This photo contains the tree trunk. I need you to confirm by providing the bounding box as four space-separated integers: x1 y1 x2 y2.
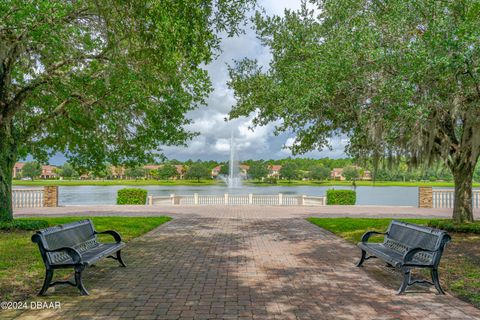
451 164 475 223
0 121 17 221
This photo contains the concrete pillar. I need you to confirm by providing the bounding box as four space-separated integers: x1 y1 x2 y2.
194 193 199 205
224 193 229 205
302 195 306 206
171 194 175 205
279 193 283 206
418 187 433 208
43 186 58 207
147 196 153 205
248 193 253 205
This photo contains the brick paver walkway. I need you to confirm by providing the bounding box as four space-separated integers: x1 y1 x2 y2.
7 207 480 319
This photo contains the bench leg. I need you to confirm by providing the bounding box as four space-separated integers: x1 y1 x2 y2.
356 250 367 267
116 250 126 267
398 268 411 294
431 268 445 294
108 250 127 267
74 266 89 296
38 269 54 296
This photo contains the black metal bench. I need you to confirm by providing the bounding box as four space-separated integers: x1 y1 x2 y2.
32 219 126 296
356 220 451 294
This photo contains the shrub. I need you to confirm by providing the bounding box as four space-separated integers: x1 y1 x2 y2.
428 220 480 234
117 188 148 205
0 219 49 231
326 189 356 205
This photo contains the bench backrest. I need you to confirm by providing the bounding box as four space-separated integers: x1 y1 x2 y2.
32 220 99 266
384 220 450 266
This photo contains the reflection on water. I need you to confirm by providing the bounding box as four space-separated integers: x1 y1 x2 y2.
14 185 423 206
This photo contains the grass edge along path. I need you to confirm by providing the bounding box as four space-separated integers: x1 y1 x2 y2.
307 217 480 308
0 216 172 300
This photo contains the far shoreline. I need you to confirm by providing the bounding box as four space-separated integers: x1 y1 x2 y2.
12 179 475 188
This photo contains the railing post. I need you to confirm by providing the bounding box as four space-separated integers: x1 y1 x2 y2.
278 193 283 206
302 195 306 206
194 193 199 205
147 196 153 205
249 193 253 205
418 187 433 208
171 193 175 205
224 193 229 205
43 186 58 207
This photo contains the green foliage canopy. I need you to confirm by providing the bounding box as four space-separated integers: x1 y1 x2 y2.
21 161 41 180
156 164 179 180
248 161 269 180
58 162 78 179
309 165 330 181
185 163 211 182
279 162 298 181
343 166 360 181
125 166 146 180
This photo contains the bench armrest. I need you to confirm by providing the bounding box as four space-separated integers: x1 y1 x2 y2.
44 247 82 264
95 230 122 243
360 231 387 242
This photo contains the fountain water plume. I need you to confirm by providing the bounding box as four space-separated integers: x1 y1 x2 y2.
219 130 242 188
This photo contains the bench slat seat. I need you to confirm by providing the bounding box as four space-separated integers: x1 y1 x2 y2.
32 219 126 295
356 220 451 294
51 242 125 266
357 243 430 268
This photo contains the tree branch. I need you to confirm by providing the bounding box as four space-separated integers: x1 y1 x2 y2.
20 92 107 143
2 52 109 123
20 99 70 141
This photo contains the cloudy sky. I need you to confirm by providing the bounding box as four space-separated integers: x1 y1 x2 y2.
46 1 347 165
160 0 348 162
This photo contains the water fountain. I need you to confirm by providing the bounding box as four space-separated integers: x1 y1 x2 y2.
220 131 242 188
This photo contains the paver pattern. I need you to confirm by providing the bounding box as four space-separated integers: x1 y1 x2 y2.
6 206 480 319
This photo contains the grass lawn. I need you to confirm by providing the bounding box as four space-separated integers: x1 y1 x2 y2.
308 217 480 308
13 179 219 186
0 216 171 300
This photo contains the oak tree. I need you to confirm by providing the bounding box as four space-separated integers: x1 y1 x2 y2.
0 0 255 220
229 0 480 222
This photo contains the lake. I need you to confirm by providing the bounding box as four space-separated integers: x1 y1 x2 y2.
14 185 427 206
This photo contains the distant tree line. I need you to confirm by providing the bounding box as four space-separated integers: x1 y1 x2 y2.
15 157 480 182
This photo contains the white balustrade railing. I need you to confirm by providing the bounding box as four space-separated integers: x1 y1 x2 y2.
12 188 44 208
148 193 326 206
432 189 480 209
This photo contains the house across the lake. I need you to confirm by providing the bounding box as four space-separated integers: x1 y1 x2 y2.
267 165 282 178
12 162 25 178
211 165 222 177
330 168 345 180
40 165 58 179
211 164 250 178
13 162 58 179
330 166 372 181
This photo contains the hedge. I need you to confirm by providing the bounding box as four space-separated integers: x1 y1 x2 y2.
428 220 480 234
0 219 49 231
326 189 356 205
117 188 148 205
